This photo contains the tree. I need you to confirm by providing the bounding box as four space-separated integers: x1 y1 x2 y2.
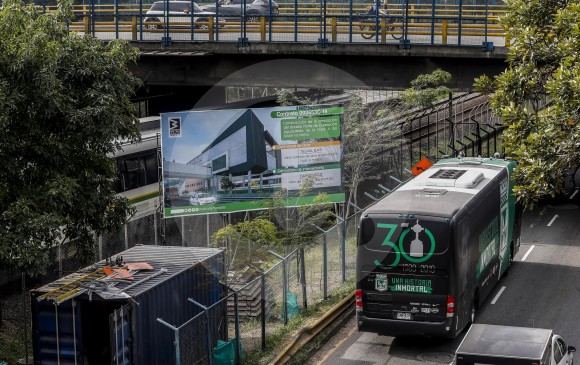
342 70 452 216
0 0 141 276
274 71 452 217
211 176 333 271
474 0 580 209
220 176 236 192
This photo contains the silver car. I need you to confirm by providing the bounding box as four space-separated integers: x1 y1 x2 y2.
200 0 279 23
189 193 216 205
144 1 220 30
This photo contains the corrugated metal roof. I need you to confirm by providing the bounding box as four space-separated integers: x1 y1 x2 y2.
33 245 223 299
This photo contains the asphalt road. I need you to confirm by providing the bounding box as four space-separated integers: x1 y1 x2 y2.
308 187 580 365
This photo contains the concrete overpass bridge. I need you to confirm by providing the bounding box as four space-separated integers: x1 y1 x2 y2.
61 1 510 109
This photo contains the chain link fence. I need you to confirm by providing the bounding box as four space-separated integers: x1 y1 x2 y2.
1 93 502 364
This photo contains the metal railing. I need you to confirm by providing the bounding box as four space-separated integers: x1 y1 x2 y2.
37 1 509 47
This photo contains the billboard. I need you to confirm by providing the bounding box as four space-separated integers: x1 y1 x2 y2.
160 105 345 217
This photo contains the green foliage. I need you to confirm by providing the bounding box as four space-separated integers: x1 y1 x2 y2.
0 0 141 276
401 69 452 109
211 218 279 271
211 177 333 271
220 176 236 192
262 175 334 248
341 93 401 214
475 0 580 209
342 70 452 214
274 88 312 107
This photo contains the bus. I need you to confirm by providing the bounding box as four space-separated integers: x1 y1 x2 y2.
113 115 162 220
355 156 523 338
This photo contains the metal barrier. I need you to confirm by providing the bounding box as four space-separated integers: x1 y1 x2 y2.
39 1 508 47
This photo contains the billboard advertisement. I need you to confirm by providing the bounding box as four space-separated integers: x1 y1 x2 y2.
160 105 345 217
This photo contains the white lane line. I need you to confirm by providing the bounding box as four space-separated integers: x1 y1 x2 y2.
491 286 506 305
521 245 535 261
547 215 559 227
570 189 579 200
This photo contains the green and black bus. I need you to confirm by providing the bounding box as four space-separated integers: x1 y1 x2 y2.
355 157 523 338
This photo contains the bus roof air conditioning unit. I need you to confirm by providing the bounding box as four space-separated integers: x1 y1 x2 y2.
426 169 484 189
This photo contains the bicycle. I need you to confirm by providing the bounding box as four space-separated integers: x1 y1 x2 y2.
359 12 403 40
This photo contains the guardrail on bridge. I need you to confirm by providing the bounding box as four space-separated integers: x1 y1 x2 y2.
41 1 509 48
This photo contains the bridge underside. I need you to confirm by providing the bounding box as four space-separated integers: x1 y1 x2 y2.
131 43 508 91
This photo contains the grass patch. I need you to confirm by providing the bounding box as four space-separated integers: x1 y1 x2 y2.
0 320 31 365
241 280 355 365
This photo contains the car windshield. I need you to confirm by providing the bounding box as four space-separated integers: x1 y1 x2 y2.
149 2 203 12
198 193 210 198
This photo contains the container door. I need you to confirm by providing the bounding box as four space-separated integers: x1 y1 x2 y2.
110 303 132 365
32 299 83 365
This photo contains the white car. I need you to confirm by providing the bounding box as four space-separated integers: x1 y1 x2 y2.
144 1 220 30
189 193 216 205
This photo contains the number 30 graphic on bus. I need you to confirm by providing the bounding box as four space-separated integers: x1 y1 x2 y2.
373 221 436 267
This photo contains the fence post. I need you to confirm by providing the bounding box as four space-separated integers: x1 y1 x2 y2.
341 218 346 282
332 212 346 282
299 248 308 309
260 16 266 41
267 250 288 324
233 291 241 364
260 271 266 351
381 17 386 43
331 17 337 43
156 318 181 365
22 273 29 365
187 299 213 365
209 17 215 41
132 16 137 41
323 233 328 300
310 225 328 300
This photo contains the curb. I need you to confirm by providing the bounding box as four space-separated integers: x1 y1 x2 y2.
270 292 355 365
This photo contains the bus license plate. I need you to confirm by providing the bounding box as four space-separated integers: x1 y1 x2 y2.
396 312 412 320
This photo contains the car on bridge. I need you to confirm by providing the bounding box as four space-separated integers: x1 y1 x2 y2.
144 1 222 30
200 0 279 23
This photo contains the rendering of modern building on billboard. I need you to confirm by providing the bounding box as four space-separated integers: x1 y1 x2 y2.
187 109 279 191
161 105 345 217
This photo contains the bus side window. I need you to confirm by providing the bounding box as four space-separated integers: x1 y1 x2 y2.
143 152 158 185
124 157 146 190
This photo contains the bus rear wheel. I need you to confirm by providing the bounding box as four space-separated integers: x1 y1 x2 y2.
502 242 515 278
470 290 480 324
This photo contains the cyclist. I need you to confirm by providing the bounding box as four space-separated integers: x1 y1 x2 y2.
367 0 386 16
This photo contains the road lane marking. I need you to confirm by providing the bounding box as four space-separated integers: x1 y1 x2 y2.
571 189 579 200
547 214 559 227
315 325 357 365
521 245 535 261
491 286 506 305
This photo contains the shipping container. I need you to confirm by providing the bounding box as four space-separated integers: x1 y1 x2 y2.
31 245 226 365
